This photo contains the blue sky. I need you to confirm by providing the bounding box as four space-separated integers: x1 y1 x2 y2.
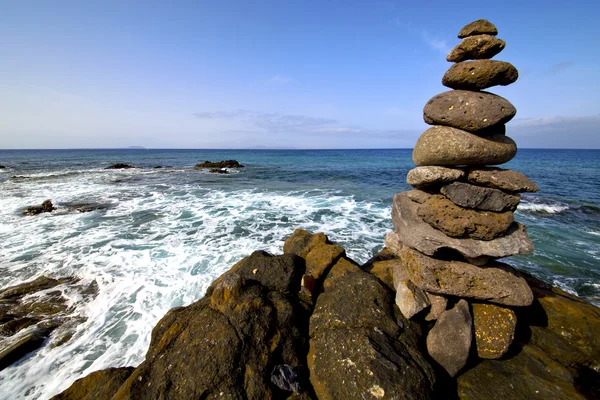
1 0 599 149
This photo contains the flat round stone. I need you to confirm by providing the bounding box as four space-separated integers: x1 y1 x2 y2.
447 35 506 63
442 60 518 90
458 19 498 38
441 182 521 212
468 168 539 193
406 166 465 190
413 126 517 166
423 90 516 132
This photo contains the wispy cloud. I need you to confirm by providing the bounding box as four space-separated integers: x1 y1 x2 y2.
269 75 295 85
546 62 575 75
509 114 600 148
393 19 451 55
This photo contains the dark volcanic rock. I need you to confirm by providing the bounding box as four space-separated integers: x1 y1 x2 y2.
308 258 437 400
441 182 521 212
209 168 230 174
442 60 518 90
426 299 472 377
0 327 52 371
447 35 506 62
468 168 539 193
51 367 135 400
23 200 56 216
413 126 516 166
0 165 6 169
195 160 245 168
423 90 516 132
388 242 534 306
458 19 498 38
406 166 465 190
105 163 135 169
472 303 517 359
417 194 514 240
388 192 534 260
112 251 309 400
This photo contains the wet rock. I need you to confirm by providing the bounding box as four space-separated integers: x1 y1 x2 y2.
423 90 516 132
51 367 135 400
406 166 465 190
458 19 498 38
22 200 56 216
467 167 539 193
209 168 229 174
447 35 506 62
0 277 70 300
0 327 52 371
195 160 244 168
417 194 514 240
472 303 517 359
308 258 437 399
0 165 6 169
271 364 302 392
104 163 134 169
388 193 534 259
424 292 448 321
389 242 534 306
413 126 516 166
426 300 472 377
441 182 520 212
442 60 518 90
395 279 430 319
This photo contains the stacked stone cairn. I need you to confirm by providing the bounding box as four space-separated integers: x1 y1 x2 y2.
385 19 541 377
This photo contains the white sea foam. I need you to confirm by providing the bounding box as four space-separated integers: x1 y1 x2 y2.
0 171 391 399
517 202 569 214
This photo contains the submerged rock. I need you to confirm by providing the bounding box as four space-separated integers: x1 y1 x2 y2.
104 163 135 169
22 200 56 216
209 168 230 174
195 160 245 168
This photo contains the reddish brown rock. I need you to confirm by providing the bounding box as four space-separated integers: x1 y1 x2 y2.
458 19 498 38
423 90 516 132
447 35 506 62
467 168 539 193
417 195 514 240
442 60 518 90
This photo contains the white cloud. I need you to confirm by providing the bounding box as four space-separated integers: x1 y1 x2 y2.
269 75 294 84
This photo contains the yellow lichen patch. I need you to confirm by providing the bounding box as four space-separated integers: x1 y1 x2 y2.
369 384 385 398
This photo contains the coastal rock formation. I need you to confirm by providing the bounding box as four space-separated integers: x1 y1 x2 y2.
385 18 545 376
105 163 135 169
23 199 56 215
195 160 245 168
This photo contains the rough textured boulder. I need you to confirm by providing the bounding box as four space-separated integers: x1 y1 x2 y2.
424 293 448 322
51 367 135 400
447 35 506 62
395 279 430 319
112 251 310 399
283 229 329 258
389 242 533 306
467 168 539 193
458 19 498 38
423 90 516 132
308 258 437 400
23 199 56 215
417 195 514 240
195 160 245 168
389 193 534 259
406 166 465 190
441 182 520 212
413 127 516 166
442 60 518 90
472 303 517 359
426 300 472 377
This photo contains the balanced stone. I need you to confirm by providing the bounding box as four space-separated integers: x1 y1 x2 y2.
388 193 534 259
424 292 448 322
468 168 539 193
406 166 465 190
426 300 472 377
441 182 521 212
458 19 498 38
447 35 506 62
390 242 534 307
413 126 517 166
472 303 517 359
405 189 433 204
395 279 430 319
423 90 516 132
417 194 514 240
442 60 518 90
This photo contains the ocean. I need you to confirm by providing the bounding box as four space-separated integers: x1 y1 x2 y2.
0 148 599 399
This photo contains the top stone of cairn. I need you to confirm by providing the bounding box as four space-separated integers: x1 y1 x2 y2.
458 19 498 38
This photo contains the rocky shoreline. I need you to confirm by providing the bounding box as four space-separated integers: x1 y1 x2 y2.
42 229 600 399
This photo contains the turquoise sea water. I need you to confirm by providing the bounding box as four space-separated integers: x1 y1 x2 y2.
0 148 598 398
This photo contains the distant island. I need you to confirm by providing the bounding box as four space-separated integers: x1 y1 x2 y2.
126 146 146 150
